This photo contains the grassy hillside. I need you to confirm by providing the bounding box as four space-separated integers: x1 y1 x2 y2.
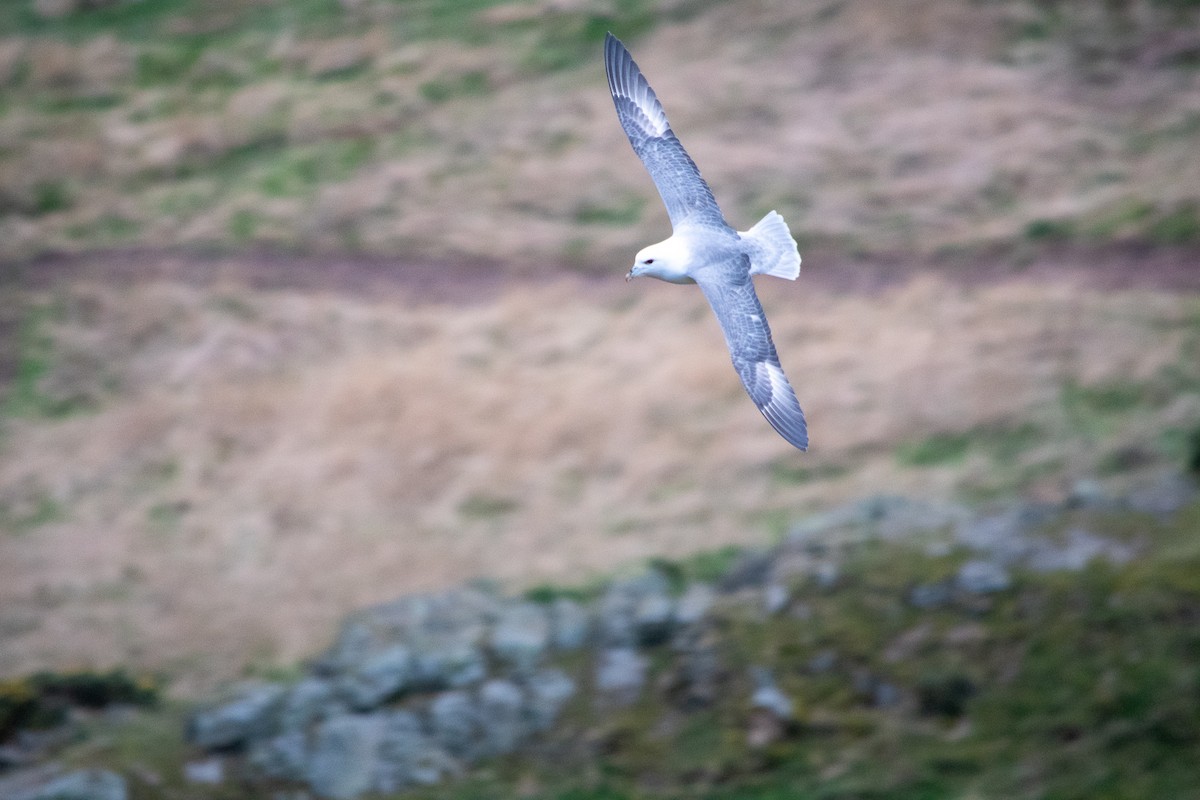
1 0 1199 265
1 0 1199 696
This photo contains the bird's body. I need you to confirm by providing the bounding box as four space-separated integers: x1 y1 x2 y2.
604 33 809 450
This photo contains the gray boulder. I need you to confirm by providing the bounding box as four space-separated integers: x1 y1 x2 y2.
182 758 224 785
633 589 675 645
787 495 968 546
595 647 647 705
340 645 413 710
1126 471 1196 516
956 560 1012 594
908 581 953 610
317 588 493 677
278 677 343 730
187 682 286 750
524 668 576 731
762 582 789 614
247 731 308 781
598 570 674 646
549 597 590 650
308 714 384 800
19 769 127 800
477 679 527 756
373 710 456 792
409 640 487 691
749 667 793 720
673 582 715 627
1026 527 1137 573
427 690 480 761
490 602 551 671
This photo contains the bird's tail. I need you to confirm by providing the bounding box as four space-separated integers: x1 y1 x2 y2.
741 210 801 280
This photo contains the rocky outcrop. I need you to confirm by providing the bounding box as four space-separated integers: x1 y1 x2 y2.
174 472 1194 799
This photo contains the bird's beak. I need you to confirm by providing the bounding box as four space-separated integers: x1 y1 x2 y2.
625 266 637 282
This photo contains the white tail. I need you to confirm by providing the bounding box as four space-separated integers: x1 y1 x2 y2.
741 210 801 280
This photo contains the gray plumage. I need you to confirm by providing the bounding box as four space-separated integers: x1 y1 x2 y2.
604 33 808 450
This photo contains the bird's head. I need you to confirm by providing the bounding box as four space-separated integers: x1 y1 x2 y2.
626 237 692 283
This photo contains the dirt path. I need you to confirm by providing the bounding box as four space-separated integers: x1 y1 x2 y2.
10 242 1200 303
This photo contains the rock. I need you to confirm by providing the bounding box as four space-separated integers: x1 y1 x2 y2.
749 667 793 720
747 668 793 749
871 681 902 708
477 679 526 756
187 682 286 750
524 668 576 730
673 582 715 627
595 647 647 705
667 634 721 709
632 589 674 645
1026 527 1137 573
409 640 486 692
340 645 413 710
908 581 953 610
278 677 343 730
955 505 1054 564
717 550 774 591
807 649 837 675
549 597 590 650
787 495 968 546
1066 478 1109 509
762 582 789 614
1126 471 1197 516
427 690 480 761
813 561 840 590
597 570 673 646
183 758 224 785
373 710 456 792
490 602 551 671
247 731 309 781
956 560 1011 595
316 588 493 678
22 769 127 800
308 714 385 800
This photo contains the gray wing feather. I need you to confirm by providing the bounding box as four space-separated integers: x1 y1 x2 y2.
604 33 731 233
697 266 809 450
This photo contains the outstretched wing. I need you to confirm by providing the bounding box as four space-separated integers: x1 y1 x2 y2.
697 264 808 450
604 33 731 233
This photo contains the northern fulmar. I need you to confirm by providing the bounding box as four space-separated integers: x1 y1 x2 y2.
604 33 808 450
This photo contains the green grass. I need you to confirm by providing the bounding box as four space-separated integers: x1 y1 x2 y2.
458 493 519 518
1148 201 1200 244
573 196 646 226
0 0 192 40
1061 378 1153 440
896 431 972 467
1024 217 1075 242
0 492 63 535
419 69 491 104
1 303 88 419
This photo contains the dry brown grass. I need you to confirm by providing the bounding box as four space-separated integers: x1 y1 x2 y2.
2 258 1197 694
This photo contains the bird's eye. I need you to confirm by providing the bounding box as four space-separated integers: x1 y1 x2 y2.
644 258 654 264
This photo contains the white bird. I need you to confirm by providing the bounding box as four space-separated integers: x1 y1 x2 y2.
604 33 808 450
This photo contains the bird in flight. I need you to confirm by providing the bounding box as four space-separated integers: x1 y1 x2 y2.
604 33 808 450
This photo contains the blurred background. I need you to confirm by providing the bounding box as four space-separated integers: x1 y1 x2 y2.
0 0 1199 793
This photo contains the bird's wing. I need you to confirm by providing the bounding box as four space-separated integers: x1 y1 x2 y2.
696 263 808 450
604 33 731 233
